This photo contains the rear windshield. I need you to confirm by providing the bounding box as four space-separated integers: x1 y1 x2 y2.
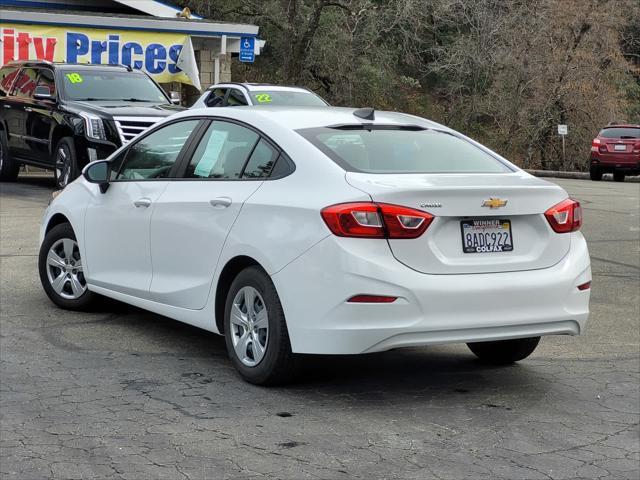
298 127 512 174
250 90 327 107
599 127 640 139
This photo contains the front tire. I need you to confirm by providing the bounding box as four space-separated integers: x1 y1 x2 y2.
38 223 96 310
54 137 79 189
613 172 625 182
467 337 540 364
589 166 602 181
223 266 299 385
0 129 20 182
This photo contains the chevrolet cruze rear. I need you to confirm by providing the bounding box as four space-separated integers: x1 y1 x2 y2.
39 106 591 384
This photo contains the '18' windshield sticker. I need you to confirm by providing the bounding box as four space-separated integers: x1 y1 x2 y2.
255 93 272 103
65 73 83 84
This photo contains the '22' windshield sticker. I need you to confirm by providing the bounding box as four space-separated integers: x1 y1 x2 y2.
65 73 83 84
254 93 272 103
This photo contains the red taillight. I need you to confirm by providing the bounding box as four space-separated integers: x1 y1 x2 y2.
321 202 434 239
591 138 607 153
577 281 591 291
544 198 582 233
347 294 398 303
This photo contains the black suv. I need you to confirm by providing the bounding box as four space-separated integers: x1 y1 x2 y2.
0 61 184 188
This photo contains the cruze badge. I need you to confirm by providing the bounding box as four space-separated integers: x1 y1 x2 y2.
482 198 508 209
420 202 442 208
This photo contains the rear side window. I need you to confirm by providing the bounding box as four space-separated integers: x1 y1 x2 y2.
298 127 512 174
0 66 19 97
599 128 640 139
270 152 295 178
186 121 258 179
242 139 278 178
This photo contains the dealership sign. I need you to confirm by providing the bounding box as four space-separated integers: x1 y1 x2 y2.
0 24 199 86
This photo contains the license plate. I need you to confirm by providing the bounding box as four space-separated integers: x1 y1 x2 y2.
461 219 513 253
614 144 627 151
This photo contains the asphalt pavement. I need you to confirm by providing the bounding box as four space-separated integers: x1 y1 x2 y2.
1 174 638 480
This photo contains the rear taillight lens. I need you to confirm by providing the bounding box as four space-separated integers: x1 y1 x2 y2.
544 198 582 233
591 138 607 153
321 202 434 239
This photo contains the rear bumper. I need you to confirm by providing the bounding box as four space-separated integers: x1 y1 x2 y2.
591 156 640 174
272 234 591 354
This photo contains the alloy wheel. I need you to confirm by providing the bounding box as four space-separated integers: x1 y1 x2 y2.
230 286 269 367
55 145 71 188
45 238 87 300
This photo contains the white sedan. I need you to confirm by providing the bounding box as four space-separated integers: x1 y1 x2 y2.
39 106 591 385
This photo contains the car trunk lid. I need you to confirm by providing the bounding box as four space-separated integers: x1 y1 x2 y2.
346 171 571 274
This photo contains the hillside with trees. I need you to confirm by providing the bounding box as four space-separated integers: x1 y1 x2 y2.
180 0 639 171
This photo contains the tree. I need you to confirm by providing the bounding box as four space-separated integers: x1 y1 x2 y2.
179 0 639 171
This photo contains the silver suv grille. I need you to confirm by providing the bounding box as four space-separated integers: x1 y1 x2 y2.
113 116 159 144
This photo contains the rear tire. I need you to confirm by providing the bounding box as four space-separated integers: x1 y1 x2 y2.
38 223 96 310
223 266 299 385
467 337 540 365
613 172 625 182
589 167 602 181
0 129 20 182
53 137 79 189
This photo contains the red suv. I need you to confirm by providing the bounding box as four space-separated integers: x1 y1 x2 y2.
590 124 640 182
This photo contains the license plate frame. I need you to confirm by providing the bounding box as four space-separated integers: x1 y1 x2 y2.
460 219 514 254
614 144 627 151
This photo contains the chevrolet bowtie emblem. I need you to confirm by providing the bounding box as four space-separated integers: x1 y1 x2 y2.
482 198 508 209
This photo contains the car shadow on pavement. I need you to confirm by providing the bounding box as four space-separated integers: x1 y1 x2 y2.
91 297 545 399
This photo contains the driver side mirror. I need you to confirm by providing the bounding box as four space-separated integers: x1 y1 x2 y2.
170 91 181 105
34 85 53 100
82 160 110 193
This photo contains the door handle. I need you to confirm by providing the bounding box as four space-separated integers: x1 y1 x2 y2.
134 198 152 208
24 107 33 113
209 197 232 209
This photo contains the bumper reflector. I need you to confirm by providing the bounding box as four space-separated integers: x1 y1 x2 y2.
577 281 591 291
347 295 398 303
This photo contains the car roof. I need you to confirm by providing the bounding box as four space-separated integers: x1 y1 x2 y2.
601 124 640 129
4 61 140 73
209 83 315 93
178 105 446 131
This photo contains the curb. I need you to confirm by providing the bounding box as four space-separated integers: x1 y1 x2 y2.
526 169 640 183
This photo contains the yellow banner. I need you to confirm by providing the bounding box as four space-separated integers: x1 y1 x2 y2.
0 24 196 86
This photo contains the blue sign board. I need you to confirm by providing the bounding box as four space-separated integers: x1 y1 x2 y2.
239 37 255 63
